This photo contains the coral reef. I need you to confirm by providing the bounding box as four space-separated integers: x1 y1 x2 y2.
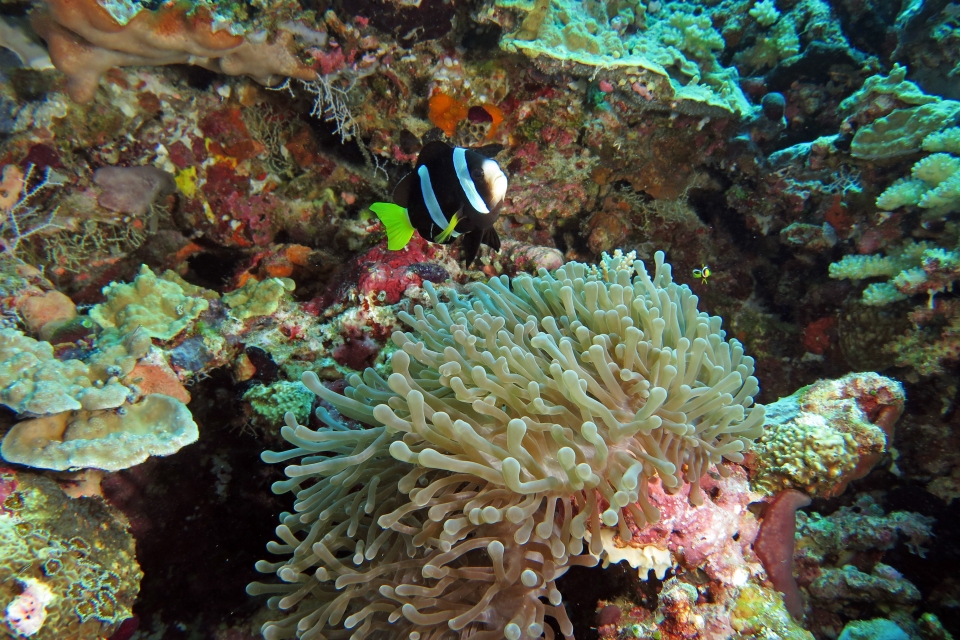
794 494 937 634
223 276 296 320
0 326 146 415
32 0 319 102
89 265 211 340
4 0 960 634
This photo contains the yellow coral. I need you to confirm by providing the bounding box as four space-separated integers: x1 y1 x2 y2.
223 277 295 320
89 265 209 340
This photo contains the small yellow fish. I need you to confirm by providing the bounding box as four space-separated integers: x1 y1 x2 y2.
693 265 711 284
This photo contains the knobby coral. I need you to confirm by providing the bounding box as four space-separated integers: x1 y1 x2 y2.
249 251 765 639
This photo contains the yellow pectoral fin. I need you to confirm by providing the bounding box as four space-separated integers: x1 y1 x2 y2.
435 212 460 243
370 202 415 250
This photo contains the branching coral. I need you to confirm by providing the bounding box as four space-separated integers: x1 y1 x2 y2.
828 241 959 307
250 251 765 639
875 138 960 219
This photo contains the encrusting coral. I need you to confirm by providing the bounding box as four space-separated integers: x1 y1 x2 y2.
249 250 765 639
1 393 198 471
749 373 905 498
223 276 296 320
0 467 142 639
0 327 142 415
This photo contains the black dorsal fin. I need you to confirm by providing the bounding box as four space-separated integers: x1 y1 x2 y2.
416 141 452 168
394 172 414 207
474 144 504 158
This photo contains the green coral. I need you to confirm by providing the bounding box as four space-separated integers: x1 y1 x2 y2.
913 153 960 184
662 11 725 58
865 83 960 219
851 101 960 160
242 380 314 425
828 253 909 280
89 265 209 340
730 584 815 640
862 281 909 306
876 178 930 211
886 300 960 376
832 238 960 375
838 619 908 640
749 0 780 26
923 126 960 154
732 17 800 71
829 241 958 306
839 63 939 114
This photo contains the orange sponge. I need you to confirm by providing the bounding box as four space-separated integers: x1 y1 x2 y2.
428 92 468 137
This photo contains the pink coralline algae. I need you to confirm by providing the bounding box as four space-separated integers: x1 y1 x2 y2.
0 467 18 515
755 489 812 620
312 235 445 311
622 466 761 589
357 249 447 304
603 465 767 639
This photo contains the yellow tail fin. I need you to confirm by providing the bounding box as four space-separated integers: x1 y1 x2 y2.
370 202 415 250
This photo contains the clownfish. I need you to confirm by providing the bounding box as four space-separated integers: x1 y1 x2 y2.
370 141 508 268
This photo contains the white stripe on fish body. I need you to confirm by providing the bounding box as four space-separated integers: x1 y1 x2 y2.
453 147 490 214
418 165 451 233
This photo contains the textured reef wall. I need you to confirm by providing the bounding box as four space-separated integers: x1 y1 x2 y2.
1 0 960 637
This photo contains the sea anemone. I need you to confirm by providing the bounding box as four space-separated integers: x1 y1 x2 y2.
249 250 765 640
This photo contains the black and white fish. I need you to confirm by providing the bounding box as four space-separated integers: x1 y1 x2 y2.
370 141 508 267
